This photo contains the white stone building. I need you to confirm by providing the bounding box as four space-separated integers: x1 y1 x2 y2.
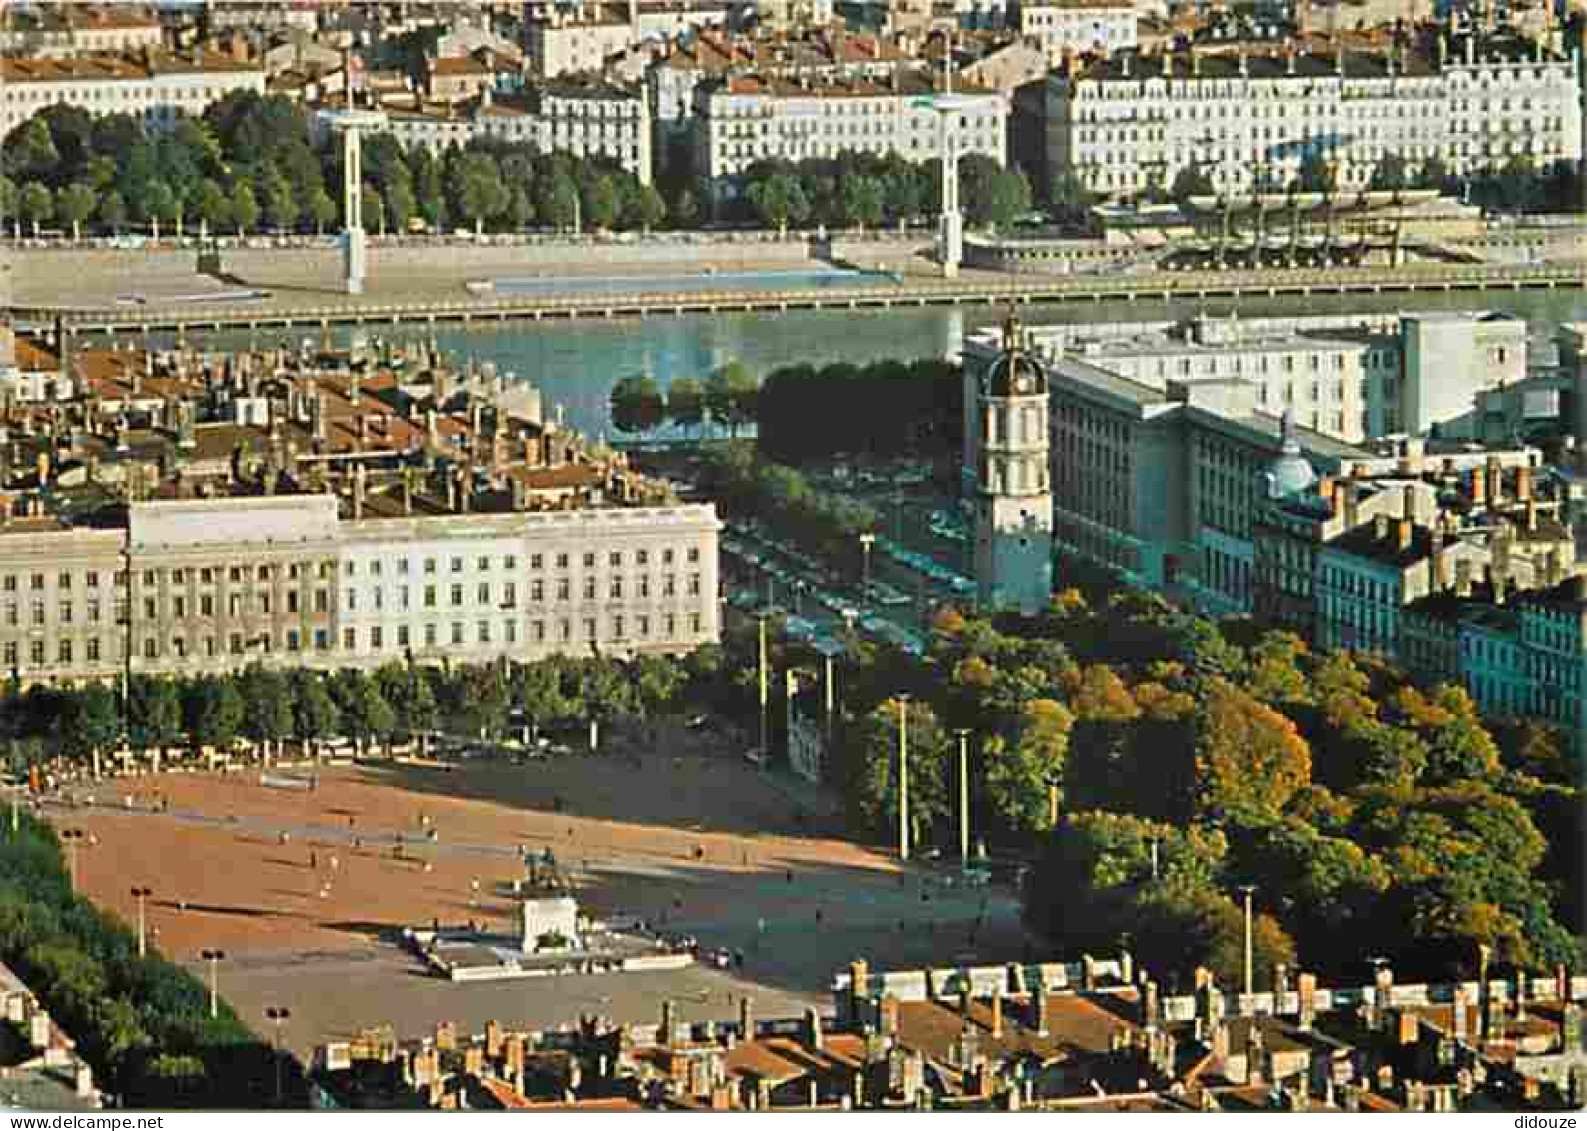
0 49 266 141
0 495 720 685
367 80 653 184
1019 0 1138 62
986 309 1526 447
527 1 734 78
1044 30 1583 199
0 5 163 59
694 68 1008 196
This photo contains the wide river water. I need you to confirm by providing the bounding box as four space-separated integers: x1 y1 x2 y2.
186 287 1587 439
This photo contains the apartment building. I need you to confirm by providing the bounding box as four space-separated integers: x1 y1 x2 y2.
0 5 163 58
981 310 1524 449
1045 28 1583 199
1019 0 1138 62
648 26 909 145
527 1 733 78
694 67 1007 196
352 79 653 184
0 337 718 686
0 49 265 140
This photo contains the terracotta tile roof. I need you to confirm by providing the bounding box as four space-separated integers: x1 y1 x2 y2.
722 1034 864 1083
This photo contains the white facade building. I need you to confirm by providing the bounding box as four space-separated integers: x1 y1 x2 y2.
0 50 266 141
528 1 733 78
1019 1 1138 62
370 81 653 184
1045 31 1583 198
694 69 1007 193
986 309 1526 447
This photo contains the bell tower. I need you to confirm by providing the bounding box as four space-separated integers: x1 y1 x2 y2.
973 311 1053 615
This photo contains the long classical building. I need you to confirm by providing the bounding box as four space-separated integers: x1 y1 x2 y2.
694 67 1008 198
1044 27 1583 198
0 335 718 686
0 49 265 140
369 79 654 184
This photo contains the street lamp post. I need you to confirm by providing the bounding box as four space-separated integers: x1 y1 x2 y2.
896 694 911 862
756 610 770 760
265 1005 291 1104
130 885 152 959
1237 885 1257 997
858 534 875 605
60 828 87 891
200 948 225 1020
953 728 971 868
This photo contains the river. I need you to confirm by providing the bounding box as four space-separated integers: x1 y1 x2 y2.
170 287 1587 439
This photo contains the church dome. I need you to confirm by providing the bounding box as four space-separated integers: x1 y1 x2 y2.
1262 409 1318 499
985 311 1047 398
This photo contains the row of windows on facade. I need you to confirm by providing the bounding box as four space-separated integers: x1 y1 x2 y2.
1074 94 1563 122
1073 68 1569 100
0 611 708 668
1 572 705 626
0 545 704 594
3 82 249 105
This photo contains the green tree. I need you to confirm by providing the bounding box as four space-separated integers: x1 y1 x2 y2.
985 698 1074 838
0 174 17 235
1170 163 1216 205
609 374 666 434
361 186 385 235
629 182 667 231
1296 151 1335 194
666 377 705 435
1368 152 1409 193
537 169 579 230
704 361 760 438
847 697 952 846
331 670 395 754
184 676 243 754
1193 679 1312 824
505 185 535 231
305 183 336 234
290 670 340 755
1048 168 1093 222
670 186 700 227
444 664 510 740
456 152 507 235
230 181 259 235
841 174 884 230
238 666 293 760
193 178 229 236
5 119 59 183
127 676 183 753
260 169 298 231
747 172 808 234
583 173 621 231
59 684 119 763
19 182 53 236
138 179 177 239
56 182 96 241
384 178 418 233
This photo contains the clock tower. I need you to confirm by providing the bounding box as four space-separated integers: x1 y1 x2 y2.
973 311 1053 616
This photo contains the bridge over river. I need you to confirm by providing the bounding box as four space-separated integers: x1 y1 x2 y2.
15 261 1583 337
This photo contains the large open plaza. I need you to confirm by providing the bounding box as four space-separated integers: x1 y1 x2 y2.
45 732 1027 1061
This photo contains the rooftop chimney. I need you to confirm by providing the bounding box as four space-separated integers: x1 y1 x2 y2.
1516 464 1533 502
1471 464 1486 506
990 988 1003 1039
1455 557 1473 597
661 999 676 1048
1374 513 1390 541
740 996 755 1040
1396 517 1412 552
804 1007 824 1051
1487 457 1503 507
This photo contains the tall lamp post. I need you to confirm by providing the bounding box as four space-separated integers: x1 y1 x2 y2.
60 828 87 891
755 609 771 759
1237 884 1257 997
953 728 971 868
200 948 226 1020
130 885 152 959
265 1005 292 1104
858 533 875 605
896 693 911 862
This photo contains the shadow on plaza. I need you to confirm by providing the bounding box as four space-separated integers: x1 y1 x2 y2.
350 745 846 850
